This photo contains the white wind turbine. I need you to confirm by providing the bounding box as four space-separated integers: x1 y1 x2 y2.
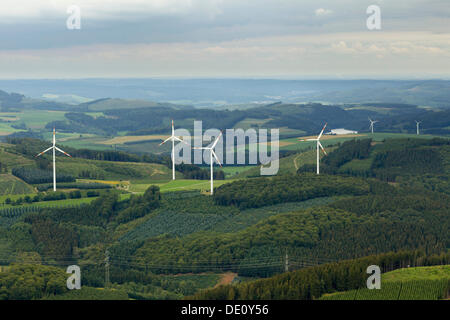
369 118 378 134
301 123 327 175
415 120 421 135
159 120 188 180
35 128 72 192
193 131 222 195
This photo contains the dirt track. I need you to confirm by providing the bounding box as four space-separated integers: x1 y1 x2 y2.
214 272 237 288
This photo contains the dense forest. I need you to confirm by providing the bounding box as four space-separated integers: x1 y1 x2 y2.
299 137 450 182
214 173 369 209
1 134 449 300
12 167 75 184
37 102 450 136
191 251 450 300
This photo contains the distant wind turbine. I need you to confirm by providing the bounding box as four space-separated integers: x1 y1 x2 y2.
369 118 379 134
301 123 327 175
415 121 421 135
159 120 188 180
35 128 72 192
193 131 222 195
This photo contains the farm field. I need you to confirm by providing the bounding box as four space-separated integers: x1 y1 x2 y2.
0 174 35 195
0 110 67 130
0 196 98 209
97 135 167 145
128 179 235 194
320 266 450 300
221 166 256 178
56 157 173 181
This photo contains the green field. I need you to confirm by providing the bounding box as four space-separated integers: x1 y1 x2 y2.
320 266 450 300
0 147 34 170
0 196 98 209
221 166 256 178
129 179 235 194
0 110 67 130
56 157 173 181
0 174 35 195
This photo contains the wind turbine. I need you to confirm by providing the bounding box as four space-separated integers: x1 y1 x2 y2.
415 121 421 135
159 120 188 180
193 132 222 195
300 123 327 175
35 128 72 192
369 118 378 134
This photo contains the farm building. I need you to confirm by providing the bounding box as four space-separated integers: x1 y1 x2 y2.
326 128 358 135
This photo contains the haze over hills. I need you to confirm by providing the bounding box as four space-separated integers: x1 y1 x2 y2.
0 79 449 108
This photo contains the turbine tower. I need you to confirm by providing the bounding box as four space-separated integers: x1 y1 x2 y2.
159 120 188 180
35 128 72 192
194 132 222 195
415 121 421 135
301 123 327 175
369 118 378 134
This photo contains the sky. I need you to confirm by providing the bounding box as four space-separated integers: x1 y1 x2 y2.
0 0 449 79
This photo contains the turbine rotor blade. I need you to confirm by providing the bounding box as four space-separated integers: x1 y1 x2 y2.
211 150 222 167
55 146 72 157
211 131 223 149
318 123 327 140
159 136 172 146
35 146 53 157
175 136 191 146
318 141 327 155
173 136 189 145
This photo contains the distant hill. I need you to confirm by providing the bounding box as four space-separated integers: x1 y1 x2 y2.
312 80 450 108
76 98 176 111
0 90 25 111
0 79 449 107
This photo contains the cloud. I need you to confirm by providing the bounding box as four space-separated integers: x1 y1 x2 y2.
0 0 449 78
0 0 224 21
0 31 448 78
315 8 333 17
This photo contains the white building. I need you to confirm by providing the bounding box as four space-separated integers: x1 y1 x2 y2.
326 128 358 135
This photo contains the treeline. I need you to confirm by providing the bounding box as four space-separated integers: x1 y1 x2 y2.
371 148 443 181
5 190 102 206
46 107 250 136
214 173 369 209
298 137 450 182
0 264 67 300
322 138 372 170
36 182 111 192
191 251 450 300
127 179 449 275
6 137 169 165
115 186 161 224
177 164 225 180
16 187 161 263
12 167 75 184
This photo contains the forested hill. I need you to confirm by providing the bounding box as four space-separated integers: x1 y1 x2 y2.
299 137 450 183
2 85 449 137
191 251 450 300
43 102 450 136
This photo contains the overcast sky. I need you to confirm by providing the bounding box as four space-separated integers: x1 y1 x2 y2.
0 0 449 79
